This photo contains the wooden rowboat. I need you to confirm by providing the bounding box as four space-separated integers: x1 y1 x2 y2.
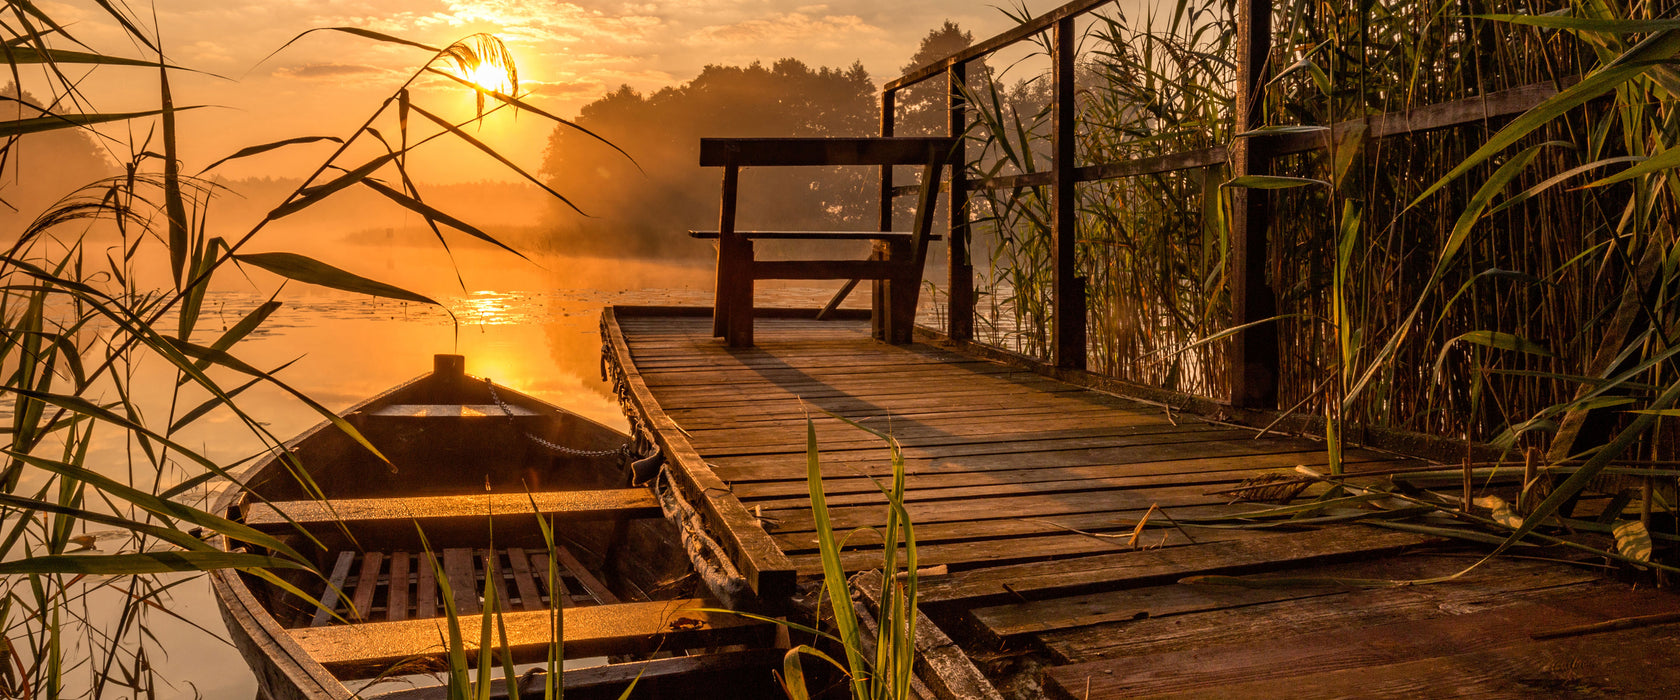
209 355 782 700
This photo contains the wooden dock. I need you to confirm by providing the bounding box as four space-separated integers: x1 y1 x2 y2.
602 307 1680 699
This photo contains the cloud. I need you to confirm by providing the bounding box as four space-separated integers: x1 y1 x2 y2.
685 13 883 49
274 63 392 79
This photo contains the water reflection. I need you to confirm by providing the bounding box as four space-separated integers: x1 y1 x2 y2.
64 249 863 696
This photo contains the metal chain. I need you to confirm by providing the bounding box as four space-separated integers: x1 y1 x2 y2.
486 379 635 458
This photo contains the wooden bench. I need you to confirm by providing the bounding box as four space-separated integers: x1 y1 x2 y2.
290 597 773 678
695 136 957 346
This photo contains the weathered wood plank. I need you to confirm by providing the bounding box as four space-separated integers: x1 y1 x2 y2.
311 551 357 628
554 545 620 605
245 489 661 531
290 599 772 679
1046 587 1680 699
689 229 935 241
387 552 410 622
414 552 436 619
914 526 1433 608
505 548 545 611
364 647 787 699
1036 562 1605 663
700 137 957 167
444 548 480 616
482 549 513 612
350 552 384 621
974 555 1582 645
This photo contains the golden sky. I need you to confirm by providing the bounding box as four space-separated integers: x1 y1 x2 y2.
36 1 1070 183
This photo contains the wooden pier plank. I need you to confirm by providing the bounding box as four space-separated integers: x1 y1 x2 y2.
604 309 1679 699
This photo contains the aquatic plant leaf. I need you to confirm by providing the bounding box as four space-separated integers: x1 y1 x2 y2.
1613 520 1654 562
0 551 304 575
359 178 528 260
1412 28 1680 205
0 46 176 68
264 152 400 220
232 252 437 305
198 136 344 174
1472 495 1525 529
1222 175 1328 189
0 106 202 138
1433 330 1555 377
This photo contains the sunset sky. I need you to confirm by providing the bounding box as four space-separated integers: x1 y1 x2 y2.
41 0 1078 183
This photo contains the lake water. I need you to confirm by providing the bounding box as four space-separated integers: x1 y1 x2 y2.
69 249 872 698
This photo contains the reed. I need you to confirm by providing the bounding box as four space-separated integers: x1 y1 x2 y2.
960 0 1679 567
0 3 608 694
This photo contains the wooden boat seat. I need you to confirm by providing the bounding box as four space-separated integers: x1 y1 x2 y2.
289 596 774 678
697 136 956 346
308 545 622 628
244 489 661 533
362 404 540 417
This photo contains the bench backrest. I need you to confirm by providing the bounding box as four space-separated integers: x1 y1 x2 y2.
699 137 958 167
699 136 956 269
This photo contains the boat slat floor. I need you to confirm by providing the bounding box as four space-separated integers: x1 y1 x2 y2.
605 310 1680 698
305 546 614 628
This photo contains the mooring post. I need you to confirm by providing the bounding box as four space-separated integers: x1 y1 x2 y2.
947 62 974 341
433 354 465 378
1051 15 1086 370
1229 0 1279 409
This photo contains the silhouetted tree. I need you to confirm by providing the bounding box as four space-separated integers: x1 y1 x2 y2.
896 21 978 137
539 59 876 259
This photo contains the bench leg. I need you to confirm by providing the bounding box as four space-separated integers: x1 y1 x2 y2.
713 165 741 339
726 240 755 347
883 240 916 344
870 242 889 341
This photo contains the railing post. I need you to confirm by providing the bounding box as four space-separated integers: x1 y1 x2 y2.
1229 0 1279 408
947 63 973 341
1052 16 1086 370
879 89 896 234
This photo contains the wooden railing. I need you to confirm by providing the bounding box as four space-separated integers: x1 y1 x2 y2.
884 0 1571 409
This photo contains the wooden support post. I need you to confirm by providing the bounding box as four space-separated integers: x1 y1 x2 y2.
1052 16 1086 370
1229 0 1278 408
947 63 974 341
879 90 896 233
713 165 753 347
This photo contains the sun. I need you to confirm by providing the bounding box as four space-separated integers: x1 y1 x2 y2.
467 62 514 95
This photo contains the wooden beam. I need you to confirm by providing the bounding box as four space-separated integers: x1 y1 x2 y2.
751 260 902 281
948 62 974 342
1051 16 1086 370
687 230 936 241
700 137 957 167
1228 0 1279 409
289 598 771 679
